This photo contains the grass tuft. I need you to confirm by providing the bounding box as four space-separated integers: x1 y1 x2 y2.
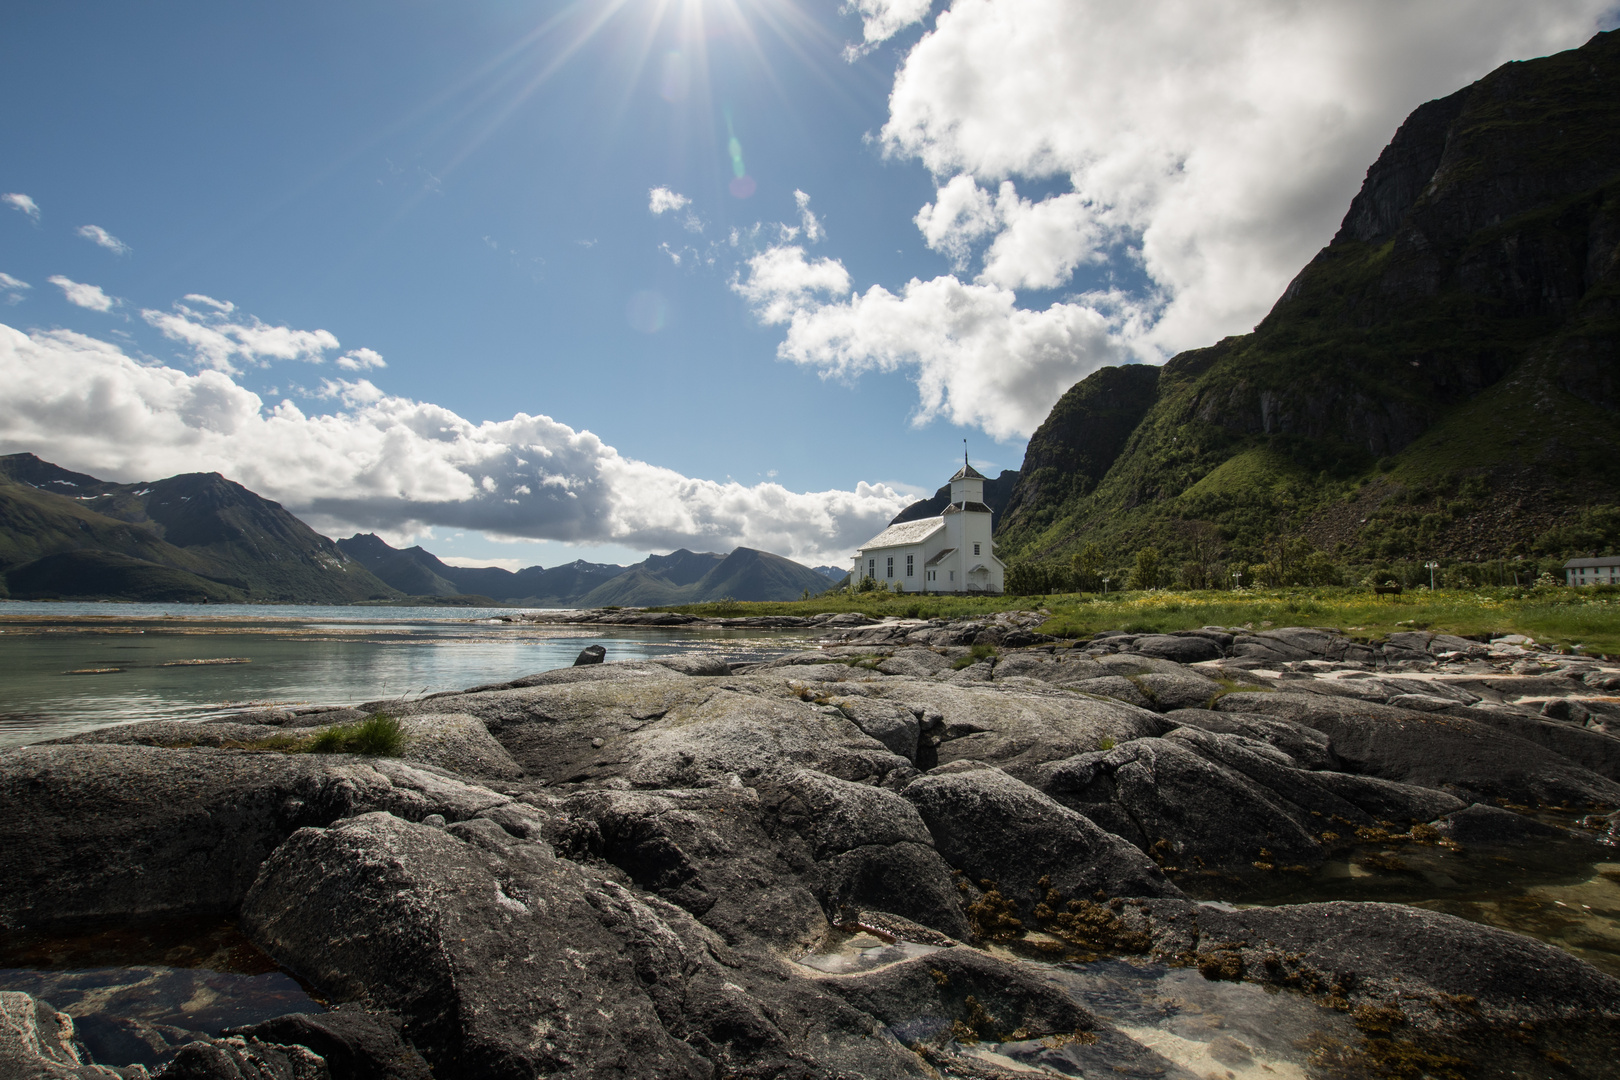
307 714 405 757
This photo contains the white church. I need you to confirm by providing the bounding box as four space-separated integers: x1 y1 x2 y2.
851 460 1005 594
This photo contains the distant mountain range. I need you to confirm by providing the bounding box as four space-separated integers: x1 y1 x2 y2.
0 453 838 606
335 534 834 606
0 453 396 603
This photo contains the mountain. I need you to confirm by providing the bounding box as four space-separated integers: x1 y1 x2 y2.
811 565 847 580
338 535 832 606
0 454 401 602
890 469 1021 530
996 29 1620 571
335 534 632 605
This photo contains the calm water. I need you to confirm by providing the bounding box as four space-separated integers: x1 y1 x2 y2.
0 602 812 747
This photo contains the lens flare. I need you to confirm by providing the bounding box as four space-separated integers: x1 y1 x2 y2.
627 289 670 333
659 49 689 103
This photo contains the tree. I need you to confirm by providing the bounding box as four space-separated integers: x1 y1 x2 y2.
1131 547 1161 590
1070 542 1105 592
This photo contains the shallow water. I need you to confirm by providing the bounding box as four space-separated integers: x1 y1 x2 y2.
0 604 813 747
1177 828 1620 979
0 918 323 1067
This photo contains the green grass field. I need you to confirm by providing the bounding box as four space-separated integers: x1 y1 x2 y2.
657 586 1620 657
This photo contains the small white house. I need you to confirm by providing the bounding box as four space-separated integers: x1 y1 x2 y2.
851 461 1005 594
1564 556 1620 586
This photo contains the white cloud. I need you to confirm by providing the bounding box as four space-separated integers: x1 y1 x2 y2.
744 266 1128 439
140 297 340 373
846 0 934 47
752 0 1613 440
794 190 825 243
439 555 531 572
0 320 911 564
3 193 40 221
648 187 692 214
336 347 387 371
77 225 131 255
733 246 852 325
48 276 118 313
0 273 29 305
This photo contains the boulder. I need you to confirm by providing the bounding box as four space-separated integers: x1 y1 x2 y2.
1212 692 1620 806
397 714 522 781
901 765 1180 919
0 746 512 929
874 648 952 678
573 645 606 666
1030 738 1328 874
1123 634 1224 664
242 811 920 1079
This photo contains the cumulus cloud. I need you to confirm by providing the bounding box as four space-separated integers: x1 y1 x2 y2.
648 187 692 214
77 224 131 255
756 0 1613 440
140 297 341 373
733 246 852 325
48 276 118 312
741 263 1128 439
336 347 387 371
0 320 910 564
3 193 40 221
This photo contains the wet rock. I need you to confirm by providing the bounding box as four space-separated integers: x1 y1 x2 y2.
573 645 606 666
1432 803 1576 844
901 765 1180 921
0 991 136 1079
1141 899 1620 1050
811 946 1096 1044
224 1008 430 1080
156 1037 327 1080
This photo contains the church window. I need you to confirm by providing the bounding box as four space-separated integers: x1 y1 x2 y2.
973 543 981 556
906 554 914 576
886 557 894 578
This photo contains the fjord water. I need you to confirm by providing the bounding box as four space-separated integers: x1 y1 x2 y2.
0 602 811 747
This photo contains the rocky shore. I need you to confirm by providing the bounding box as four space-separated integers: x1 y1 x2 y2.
3 616 1619 1079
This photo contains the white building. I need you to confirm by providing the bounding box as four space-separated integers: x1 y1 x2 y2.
851 461 1005 594
1564 556 1620 586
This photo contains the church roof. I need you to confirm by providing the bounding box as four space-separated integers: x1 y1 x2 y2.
950 462 988 482
856 518 944 551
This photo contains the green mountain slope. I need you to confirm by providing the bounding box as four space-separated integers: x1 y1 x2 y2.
997 29 1620 572
0 454 402 603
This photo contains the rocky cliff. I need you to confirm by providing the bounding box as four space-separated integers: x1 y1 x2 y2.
997 29 1620 568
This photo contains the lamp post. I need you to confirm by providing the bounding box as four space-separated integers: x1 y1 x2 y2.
1232 570 1243 590
1425 560 1439 591
1101 577 1110 596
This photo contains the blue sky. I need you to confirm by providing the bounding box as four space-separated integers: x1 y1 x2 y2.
3 1 1616 570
